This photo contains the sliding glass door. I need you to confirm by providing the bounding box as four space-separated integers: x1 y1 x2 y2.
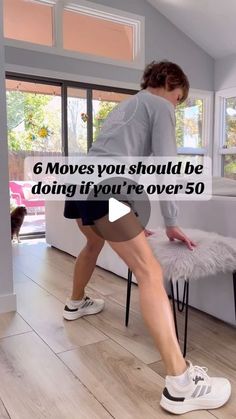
6 79 62 236
6 75 136 238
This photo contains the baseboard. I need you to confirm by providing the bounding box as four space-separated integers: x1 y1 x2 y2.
0 293 17 314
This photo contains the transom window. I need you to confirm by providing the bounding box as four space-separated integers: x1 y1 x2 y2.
3 0 144 69
63 7 134 62
3 0 54 46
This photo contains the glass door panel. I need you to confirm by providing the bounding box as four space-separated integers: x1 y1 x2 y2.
67 88 88 155
6 78 62 236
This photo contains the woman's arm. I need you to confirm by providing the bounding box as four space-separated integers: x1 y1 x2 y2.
151 101 178 227
151 102 196 250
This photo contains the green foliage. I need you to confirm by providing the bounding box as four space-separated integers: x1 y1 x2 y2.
6 90 56 151
224 155 236 179
6 91 25 131
93 101 117 140
8 130 32 151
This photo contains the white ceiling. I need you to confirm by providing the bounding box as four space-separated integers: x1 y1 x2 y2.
147 0 236 59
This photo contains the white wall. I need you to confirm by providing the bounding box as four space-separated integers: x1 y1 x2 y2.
0 0 16 313
215 54 236 90
4 0 214 91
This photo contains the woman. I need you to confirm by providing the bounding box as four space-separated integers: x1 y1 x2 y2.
63 61 231 414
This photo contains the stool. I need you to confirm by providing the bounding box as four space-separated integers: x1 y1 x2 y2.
125 229 236 357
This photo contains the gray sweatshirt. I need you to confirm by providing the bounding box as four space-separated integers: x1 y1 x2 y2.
88 89 178 226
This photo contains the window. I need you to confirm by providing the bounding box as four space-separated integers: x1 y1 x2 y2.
223 97 236 179
176 92 213 166
3 0 144 69
215 90 236 179
63 9 134 62
6 79 62 154
225 97 236 148
3 0 54 46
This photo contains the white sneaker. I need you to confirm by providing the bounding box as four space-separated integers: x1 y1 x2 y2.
160 361 231 415
63 296 105 320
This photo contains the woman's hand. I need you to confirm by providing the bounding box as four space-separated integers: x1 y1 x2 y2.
166 226 197 250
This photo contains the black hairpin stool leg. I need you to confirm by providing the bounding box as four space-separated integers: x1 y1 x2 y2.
125 268 133 327
233 271 236 321
170 278 190 358
170 279 179 341
176 281 188 312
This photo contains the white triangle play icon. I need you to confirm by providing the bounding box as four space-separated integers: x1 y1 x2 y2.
108 198 131 222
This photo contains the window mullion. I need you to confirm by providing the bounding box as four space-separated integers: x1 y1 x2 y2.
203 94 213 159
177 147 207 155
213 94 222 176
215 92 236 179
220 96 226 176
62 83 68 156
87 89 93 152
222 98 226 148
54 0 63 49
221 147 236 155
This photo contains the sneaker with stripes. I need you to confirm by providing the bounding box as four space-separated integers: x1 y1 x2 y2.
63 296 105 321
160 361 231 414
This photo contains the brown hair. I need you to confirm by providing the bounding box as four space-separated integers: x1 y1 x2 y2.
140 60 189 103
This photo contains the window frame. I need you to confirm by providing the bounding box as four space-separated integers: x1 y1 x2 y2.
176 89 214 163
3 0 145 70
214 87 236 177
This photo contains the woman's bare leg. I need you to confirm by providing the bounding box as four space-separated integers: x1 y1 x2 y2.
71 219 105 300
94 213 186 376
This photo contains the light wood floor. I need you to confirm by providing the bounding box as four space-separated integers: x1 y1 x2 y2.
0 239 235 419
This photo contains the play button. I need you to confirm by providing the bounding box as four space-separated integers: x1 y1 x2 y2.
108 198 130 222
86 176 151 242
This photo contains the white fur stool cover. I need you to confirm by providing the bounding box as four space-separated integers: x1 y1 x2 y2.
148 229 236 282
